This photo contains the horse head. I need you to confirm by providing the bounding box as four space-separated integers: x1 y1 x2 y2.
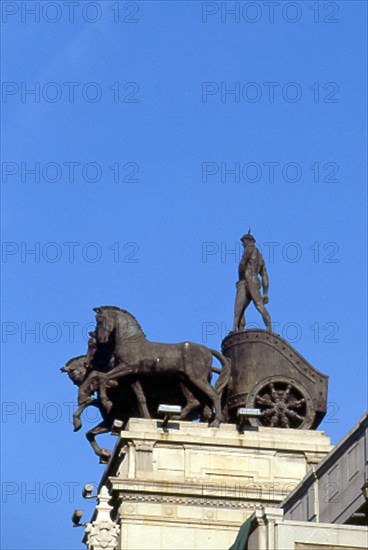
93 306 145 344
61 355 89 387
93 306 117 344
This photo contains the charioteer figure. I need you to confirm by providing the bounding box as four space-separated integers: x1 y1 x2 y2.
233 230 272 332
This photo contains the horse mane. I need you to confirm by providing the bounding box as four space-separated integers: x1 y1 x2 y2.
96 306 145 337
65 355 85 367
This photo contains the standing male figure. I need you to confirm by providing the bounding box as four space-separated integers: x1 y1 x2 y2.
233 231 272 331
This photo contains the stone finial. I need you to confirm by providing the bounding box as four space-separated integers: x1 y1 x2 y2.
85 486 120 550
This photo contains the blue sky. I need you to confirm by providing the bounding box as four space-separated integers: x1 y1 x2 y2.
1 1 367 549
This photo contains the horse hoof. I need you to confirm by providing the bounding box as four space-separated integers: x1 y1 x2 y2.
202 406 212 422
99 448 111 464
209 419 221 428
73 419 82 432
104 401 113 413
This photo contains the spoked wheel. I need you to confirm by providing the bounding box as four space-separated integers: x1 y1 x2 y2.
247 377 314 429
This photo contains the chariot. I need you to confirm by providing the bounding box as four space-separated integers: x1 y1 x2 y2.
222 329 328 429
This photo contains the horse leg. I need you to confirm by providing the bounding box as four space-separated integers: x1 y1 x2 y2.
179 383 201 420
98 376 114 413
97 362 133 413
101 362 131 380
131 380 151 418
73 398 98 431
86 420 111 462
98 363 136 409
98 371 150 418
185 372 223 427
78 370 101 400
73 402 89 431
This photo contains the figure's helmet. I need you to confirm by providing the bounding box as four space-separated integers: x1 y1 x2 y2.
240 229 256 243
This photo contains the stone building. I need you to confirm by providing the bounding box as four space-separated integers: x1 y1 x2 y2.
81 417 332 549
232 411 368 549
81 412 367 550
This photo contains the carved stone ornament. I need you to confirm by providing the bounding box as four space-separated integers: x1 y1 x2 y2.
85 486 120 550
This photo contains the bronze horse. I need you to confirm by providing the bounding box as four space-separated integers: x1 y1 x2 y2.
62 353 224 461
61 355 152 462
72 330 215 427
79 306 231 427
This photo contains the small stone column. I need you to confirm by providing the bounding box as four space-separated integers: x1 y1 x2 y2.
248 508 284 550
85 486 120 550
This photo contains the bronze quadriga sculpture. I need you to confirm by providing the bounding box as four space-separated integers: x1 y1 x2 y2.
61 231 328 461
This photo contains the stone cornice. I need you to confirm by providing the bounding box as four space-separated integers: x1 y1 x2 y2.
108 476 292 503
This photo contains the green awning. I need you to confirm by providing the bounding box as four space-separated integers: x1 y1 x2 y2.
229 515 253 550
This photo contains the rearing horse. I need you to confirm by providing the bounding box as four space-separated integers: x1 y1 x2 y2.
86 306 230 427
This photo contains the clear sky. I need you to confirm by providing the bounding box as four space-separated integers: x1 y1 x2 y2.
1 1 367 549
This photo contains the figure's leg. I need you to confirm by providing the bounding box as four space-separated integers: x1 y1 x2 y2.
248 284 272 330
233 281 248 331
86 420 111 461
239 292 251 330
131 380 151 418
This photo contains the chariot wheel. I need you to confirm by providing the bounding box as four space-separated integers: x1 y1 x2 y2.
246 376 314 429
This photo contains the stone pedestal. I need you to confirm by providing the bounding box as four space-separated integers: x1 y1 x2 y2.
86 419 332 550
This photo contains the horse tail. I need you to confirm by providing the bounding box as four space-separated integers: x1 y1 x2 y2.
210 349 231 395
